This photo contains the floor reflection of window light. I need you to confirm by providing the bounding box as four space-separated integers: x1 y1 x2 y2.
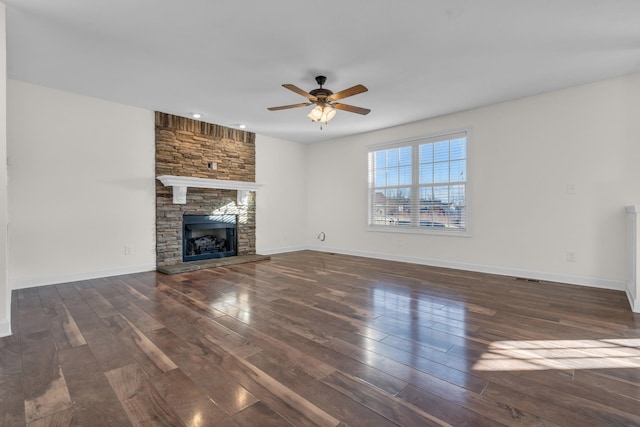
472 339 640 371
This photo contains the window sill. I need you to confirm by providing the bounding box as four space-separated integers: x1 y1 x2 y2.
366 225 471 237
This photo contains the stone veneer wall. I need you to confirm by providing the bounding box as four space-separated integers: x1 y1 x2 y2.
155 112 256 267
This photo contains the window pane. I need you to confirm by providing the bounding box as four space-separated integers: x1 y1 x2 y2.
387 167 399 186
419 186 434 202
387 149 399 167
453 206 466 228
419 187 444 228
434 141 449 162
375 151 387 169
419 144 433 163
378 188 410 226
433 185 449 204
450 160 466 182
399 146 412 166
371 191 391 225
434 162 449 183
399 165 411 185
450 138 466 160
375 170 386 187
450 184 465 206
419 187 434 213
419 163 433 184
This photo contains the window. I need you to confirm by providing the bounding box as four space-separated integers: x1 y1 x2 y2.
368 131 468 234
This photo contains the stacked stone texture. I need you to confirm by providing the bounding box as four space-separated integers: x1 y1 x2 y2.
155 112 256 267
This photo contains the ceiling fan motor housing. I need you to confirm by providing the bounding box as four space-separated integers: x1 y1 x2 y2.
312 75 333 101
309 88 333 101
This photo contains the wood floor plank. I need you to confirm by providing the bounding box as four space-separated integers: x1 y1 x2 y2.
102 314 177 376
106 364 186 427
0 334 22 377
220 354 342 427
485 370 640 426
2 251 639 426
38 285 87 350
17 288 49 339
321 370 449 427
73 284 119 318
396 383 510 427
21 330 73 423
480 382 613 427
59 344 132 426
26 407 77 427
215 313 407 395
0 372 25 426
142 326 260 417
118 303 165 332
61 291 138 373
145 321 337 426
147 367 234 426
103 276 152 303
572 368 640 401
246 349 400 427
233 401 294 427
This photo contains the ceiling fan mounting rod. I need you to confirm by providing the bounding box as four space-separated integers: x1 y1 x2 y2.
315 75 327 88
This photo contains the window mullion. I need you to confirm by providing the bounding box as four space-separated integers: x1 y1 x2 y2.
410 143 420 226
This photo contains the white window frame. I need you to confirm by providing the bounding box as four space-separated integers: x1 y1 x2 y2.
367 129 471 236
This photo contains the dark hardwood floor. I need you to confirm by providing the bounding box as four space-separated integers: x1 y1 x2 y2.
1 250 639 426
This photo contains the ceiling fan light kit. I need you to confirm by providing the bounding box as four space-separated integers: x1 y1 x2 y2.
268 75 370 127
307 104 336 124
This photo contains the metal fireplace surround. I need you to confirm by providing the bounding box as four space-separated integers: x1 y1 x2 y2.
182 215 237 262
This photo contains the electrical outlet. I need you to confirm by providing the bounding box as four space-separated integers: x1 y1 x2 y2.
566 251 576 262
124 245 132 256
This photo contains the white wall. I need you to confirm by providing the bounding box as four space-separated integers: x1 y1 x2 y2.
5 71 640 320
0 4 10 337
255 134 307 254
7 80 156 288
307 73 640 291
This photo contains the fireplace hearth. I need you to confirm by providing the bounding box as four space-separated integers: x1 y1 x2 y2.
183 215 237 262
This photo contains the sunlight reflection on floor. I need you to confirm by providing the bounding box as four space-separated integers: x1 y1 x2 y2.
473 339 640 371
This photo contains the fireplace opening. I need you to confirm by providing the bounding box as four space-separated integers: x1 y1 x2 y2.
183 215 237 262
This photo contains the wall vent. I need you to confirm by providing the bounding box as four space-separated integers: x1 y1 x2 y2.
514 277 541 283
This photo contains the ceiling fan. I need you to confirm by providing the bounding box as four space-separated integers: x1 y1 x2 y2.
268 76 370 124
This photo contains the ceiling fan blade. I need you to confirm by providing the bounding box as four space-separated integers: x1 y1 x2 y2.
327 84 368 101
267 103 312 111
282 84 317 101
333 103 371 115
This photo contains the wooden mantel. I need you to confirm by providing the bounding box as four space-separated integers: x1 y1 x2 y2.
157 175 263 205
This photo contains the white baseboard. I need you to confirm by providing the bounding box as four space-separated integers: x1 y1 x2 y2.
627 289 640 313
258 245 308 256
305 245 627 292
0 320 12 338
11 263 157 290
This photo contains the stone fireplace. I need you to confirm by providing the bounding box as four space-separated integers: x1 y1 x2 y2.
155 112 259 269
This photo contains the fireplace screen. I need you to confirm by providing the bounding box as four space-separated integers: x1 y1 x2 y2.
182 215 237 262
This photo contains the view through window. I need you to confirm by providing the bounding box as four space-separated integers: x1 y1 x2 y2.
368 131 467 233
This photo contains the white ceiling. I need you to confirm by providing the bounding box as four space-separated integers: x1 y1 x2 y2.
5 0 640 143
